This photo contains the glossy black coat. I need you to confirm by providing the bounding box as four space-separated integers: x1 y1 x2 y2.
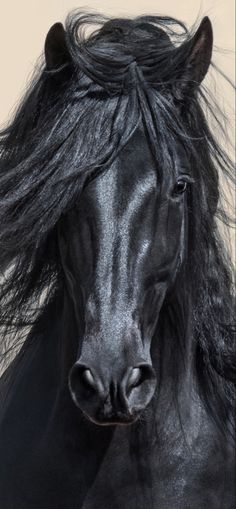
0 12 235 509
0 130 235 508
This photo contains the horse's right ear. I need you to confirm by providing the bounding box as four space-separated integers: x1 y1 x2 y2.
45 22 71 70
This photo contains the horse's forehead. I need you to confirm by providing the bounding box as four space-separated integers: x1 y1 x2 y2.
86 129 157 202
117 128 155 173
82 129 188 210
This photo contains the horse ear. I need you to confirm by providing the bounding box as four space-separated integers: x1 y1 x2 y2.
177 17 213 97
45 22 71 69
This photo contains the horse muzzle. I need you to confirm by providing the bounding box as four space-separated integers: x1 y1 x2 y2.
68 361 157 426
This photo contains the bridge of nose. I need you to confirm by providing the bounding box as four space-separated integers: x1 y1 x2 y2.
80 320 149 373
84 133 157 306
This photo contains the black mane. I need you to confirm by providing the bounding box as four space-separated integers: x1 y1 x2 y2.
0 11 235 433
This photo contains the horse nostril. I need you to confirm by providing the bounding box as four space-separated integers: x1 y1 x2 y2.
82 368 96 389
126 364 156 392
69 363 98 403
128 367 142 388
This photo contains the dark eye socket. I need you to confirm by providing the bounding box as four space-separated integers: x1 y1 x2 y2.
172 179 188 196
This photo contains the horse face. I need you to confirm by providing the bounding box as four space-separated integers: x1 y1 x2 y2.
60 128 188 425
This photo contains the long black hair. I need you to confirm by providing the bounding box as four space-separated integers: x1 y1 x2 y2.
0 11 235 431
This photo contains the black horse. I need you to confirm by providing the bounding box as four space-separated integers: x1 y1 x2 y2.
0 11 235 509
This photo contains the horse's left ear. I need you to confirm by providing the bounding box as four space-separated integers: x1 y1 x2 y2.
177 17 213 96
45 22 71 69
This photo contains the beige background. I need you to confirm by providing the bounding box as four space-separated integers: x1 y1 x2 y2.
0 0 235 125
0 0 235 255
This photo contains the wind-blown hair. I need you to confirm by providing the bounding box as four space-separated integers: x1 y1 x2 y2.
0 12 235 431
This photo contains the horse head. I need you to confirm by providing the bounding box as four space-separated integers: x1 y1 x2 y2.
47 16 214 425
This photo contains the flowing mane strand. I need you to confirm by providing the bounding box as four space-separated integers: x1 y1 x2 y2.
0 11 235 430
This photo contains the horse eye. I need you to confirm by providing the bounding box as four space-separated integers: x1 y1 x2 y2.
173 179 188 196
